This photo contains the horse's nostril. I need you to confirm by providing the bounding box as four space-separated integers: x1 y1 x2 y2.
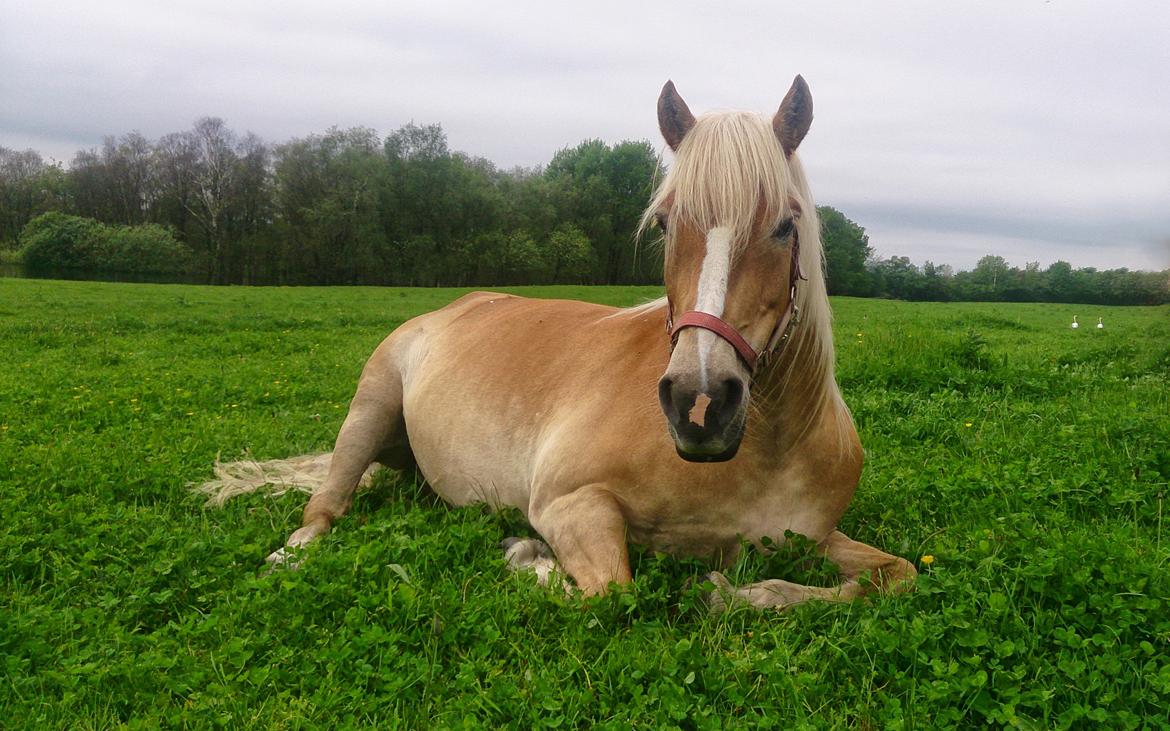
658 377 675 415
716 378 744 423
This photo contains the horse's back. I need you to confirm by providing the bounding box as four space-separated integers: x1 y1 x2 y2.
390 290 650 379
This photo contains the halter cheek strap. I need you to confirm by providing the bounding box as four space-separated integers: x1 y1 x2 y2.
667 236 806 372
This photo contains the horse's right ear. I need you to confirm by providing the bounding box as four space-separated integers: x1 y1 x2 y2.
773 75 813 156
658 80 696 151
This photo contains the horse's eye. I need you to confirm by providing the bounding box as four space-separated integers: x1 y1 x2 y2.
773 218 795 240
655 213 669 233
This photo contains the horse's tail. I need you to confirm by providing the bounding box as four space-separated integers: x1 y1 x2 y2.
190 452 378 507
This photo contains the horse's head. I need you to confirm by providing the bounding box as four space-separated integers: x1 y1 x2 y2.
649 77 815 462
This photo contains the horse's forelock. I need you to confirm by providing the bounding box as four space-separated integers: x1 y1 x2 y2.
641 112 797 256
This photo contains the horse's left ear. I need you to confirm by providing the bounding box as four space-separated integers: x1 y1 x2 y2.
773 75 813 156
658 80 696 151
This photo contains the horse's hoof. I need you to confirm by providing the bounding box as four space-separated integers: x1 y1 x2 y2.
500 538 566 590
502 537 553 568
263 546 302 573
702 571 735 614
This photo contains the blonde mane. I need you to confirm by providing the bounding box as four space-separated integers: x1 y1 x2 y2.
634 111 842 444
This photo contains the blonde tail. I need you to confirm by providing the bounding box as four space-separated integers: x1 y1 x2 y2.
190 452 379 507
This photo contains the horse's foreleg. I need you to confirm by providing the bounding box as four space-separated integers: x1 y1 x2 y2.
529 484 631 595
707 529 916 611
818 529 918 594
267 371 405 566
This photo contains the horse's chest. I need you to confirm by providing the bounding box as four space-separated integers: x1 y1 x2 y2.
623 472 840 561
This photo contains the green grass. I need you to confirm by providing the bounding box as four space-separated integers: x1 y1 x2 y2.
2 278 1169 729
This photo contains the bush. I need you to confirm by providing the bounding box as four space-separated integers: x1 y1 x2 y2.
101 223 192 273
19 213 191 274
19 212 106 271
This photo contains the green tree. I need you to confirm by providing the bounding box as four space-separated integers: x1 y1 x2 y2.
485 231 544 285
971 255 1011 299
1045 260 1075 302
0 148 68 248
381 124 508 285
818 206 873 296
186 118 240 283
544 223 594 283
273 127 387 284
917 261 953 301
869 256 920 300
544 139 660 284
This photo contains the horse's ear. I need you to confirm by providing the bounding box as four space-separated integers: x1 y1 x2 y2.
773 75 813 156
658 80 696 151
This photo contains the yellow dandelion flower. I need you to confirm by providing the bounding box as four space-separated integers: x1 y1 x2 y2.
921 555 935 566
964 422 973 428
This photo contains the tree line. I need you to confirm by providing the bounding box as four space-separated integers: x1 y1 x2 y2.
1 120 661 287
1 120 1166 304
818 207 1168 305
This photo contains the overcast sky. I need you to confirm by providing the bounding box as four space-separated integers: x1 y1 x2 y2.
2 0 1168 271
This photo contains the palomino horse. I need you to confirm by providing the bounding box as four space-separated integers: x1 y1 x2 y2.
199 77 917 609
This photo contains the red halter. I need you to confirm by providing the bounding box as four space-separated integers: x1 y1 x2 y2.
667 236 806 372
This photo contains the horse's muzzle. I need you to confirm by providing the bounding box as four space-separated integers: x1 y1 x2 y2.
658 375 747 462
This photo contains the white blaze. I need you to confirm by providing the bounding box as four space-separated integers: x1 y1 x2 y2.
694 226 733 387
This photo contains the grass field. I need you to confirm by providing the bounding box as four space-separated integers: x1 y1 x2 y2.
2 278 1169 729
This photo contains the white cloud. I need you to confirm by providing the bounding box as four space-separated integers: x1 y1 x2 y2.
2 0 1167 270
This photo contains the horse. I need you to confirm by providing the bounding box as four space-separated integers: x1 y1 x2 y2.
198 76 917 609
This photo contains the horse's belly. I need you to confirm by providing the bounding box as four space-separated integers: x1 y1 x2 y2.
401 383 538 514
414 448 530 513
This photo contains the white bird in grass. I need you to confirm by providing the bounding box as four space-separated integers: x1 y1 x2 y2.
1097 317 1104 329
1071 315 1079 329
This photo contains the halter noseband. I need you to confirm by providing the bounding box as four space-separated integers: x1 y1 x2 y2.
666 235 806 372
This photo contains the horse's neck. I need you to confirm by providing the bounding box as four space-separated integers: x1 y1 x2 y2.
750 333 834 457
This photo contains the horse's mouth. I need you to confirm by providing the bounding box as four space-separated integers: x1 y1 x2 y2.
668 419 745 463
674 441 741 463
